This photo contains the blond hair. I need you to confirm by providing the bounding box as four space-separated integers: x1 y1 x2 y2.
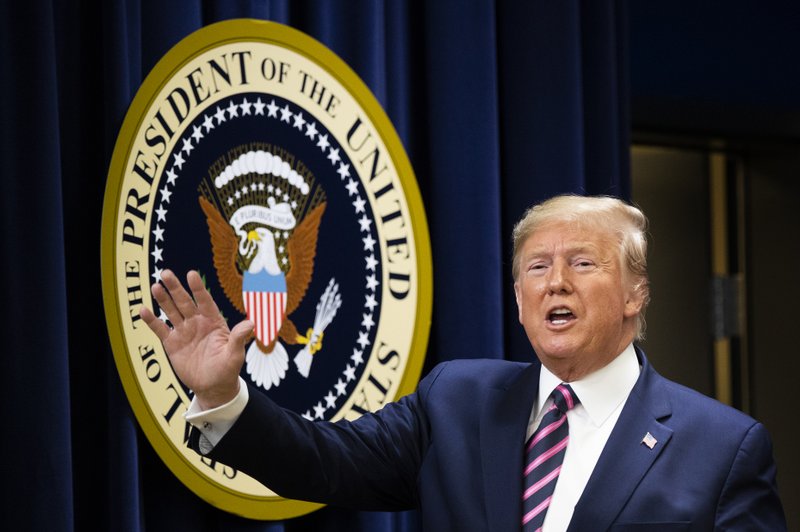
511 194 650 339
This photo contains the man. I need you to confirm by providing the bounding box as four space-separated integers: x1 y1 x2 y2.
141 195 786 531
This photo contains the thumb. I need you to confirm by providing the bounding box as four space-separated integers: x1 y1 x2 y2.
230 320 255 349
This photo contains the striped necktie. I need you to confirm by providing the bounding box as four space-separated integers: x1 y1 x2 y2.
521 383 580 531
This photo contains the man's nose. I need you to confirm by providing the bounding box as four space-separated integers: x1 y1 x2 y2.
547 261 572 294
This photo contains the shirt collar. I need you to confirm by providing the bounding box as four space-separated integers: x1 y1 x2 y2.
538 343 640 427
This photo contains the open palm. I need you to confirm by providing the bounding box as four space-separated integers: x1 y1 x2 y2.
140 269 253 410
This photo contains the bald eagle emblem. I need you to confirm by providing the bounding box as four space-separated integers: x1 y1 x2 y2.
198 147 341 390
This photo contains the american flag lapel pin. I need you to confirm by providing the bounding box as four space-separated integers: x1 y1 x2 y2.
642 432 657 449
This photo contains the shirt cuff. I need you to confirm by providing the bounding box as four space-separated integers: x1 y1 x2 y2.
185 376 249 452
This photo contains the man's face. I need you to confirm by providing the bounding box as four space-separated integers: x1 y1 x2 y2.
514 221 643 380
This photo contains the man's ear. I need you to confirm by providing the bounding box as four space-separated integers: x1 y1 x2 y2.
514 282 523 323
624 283 645 318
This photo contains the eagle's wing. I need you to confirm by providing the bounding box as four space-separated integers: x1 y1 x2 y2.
285 202 326 315
198 196 245 315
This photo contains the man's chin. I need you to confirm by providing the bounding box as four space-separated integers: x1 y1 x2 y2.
534 344 583 365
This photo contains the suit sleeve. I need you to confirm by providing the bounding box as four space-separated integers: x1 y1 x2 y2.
715 421 787 530
190 363 448 511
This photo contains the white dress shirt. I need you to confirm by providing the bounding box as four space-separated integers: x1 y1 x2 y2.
528 343 640 532
185 377 249 454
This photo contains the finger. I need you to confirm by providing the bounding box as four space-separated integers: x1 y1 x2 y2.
151 280 184 326
161 269 198 320
186 270 220 317
140 306 171 342
230 320 255 352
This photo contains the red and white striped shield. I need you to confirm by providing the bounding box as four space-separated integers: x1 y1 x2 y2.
243 290 287 346
242 272 286 345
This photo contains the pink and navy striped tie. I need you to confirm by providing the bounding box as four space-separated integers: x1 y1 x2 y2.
521 383 580 531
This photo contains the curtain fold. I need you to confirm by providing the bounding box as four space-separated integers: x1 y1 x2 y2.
0 0 630 529
1 1 74 530
423 0 505 363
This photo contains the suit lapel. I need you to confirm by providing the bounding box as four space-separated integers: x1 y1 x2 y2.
568 350 674 531
480 362 540 532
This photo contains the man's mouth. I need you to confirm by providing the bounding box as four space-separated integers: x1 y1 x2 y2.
548 308 575 325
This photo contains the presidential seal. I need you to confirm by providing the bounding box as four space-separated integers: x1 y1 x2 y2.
101 19 431 520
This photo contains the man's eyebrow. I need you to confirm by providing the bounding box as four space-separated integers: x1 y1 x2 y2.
524 242 600 257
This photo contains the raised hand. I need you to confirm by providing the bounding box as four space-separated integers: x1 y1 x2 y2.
139 269 254 410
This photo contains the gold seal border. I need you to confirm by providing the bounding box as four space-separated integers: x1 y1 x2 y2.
101 19 432 520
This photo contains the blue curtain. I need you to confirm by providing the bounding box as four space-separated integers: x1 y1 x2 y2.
0 0 629 530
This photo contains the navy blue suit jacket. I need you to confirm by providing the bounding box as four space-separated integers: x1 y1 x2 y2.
201 349 786 530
